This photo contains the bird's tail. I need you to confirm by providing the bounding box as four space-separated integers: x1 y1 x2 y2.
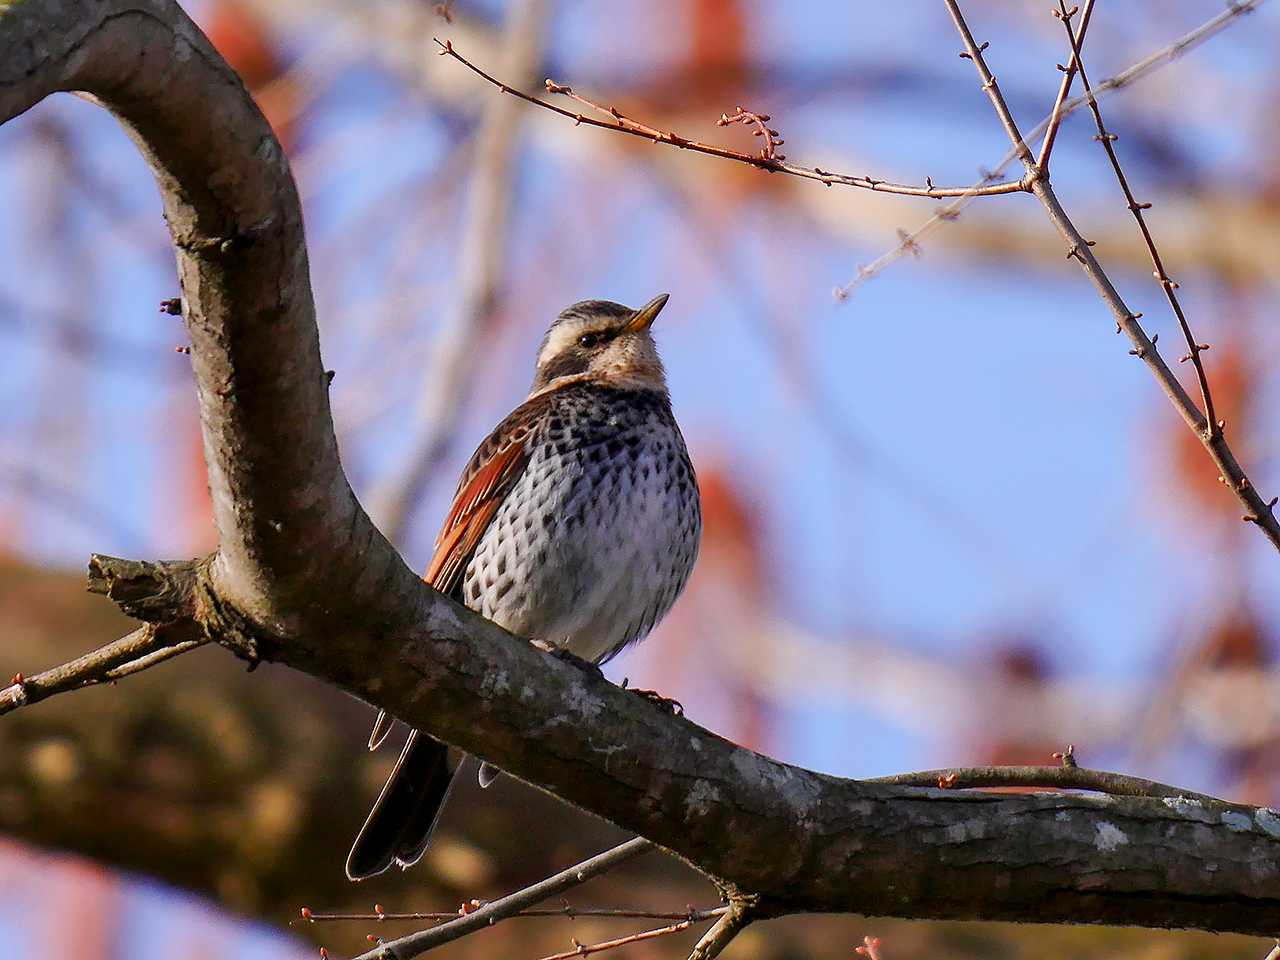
346 731 458 880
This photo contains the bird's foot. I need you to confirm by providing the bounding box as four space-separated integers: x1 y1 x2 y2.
621 677 684 716
534 640 606 682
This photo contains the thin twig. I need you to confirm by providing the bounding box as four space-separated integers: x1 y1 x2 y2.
866 764 1222 803
536 918 700 960
944 4 1034 166
300 906 726 924
100 638 206 679
435 39 1028 200
0 625 205 716
1055 0 1218 439
1036 0 1096 172
943 0 1280 552
687 899 755 960
716 106 784 162
351 837 655 960
840 0 1267 295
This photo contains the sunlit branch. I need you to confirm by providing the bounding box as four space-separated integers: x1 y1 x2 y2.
839 0 1268 296
1055 0 1219 440
1035 0 1096 172
434 39 1028 200
350 837 655 960
0 624 204 717
943 0 1280 553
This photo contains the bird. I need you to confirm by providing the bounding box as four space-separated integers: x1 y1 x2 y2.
346 293 702 880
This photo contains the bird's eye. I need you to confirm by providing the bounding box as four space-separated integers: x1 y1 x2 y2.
577 332 602 348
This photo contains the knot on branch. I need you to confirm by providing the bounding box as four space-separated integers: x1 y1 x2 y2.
86 553 265 666
87 554 203 623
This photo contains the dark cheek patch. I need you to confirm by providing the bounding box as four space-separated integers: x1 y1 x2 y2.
534 351 590 389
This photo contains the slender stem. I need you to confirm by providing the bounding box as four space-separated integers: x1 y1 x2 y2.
842 0 1266 295
866 765 1222 803
301 907 726 924
1056 0 1218 438
0 625 205 716
944 0 1280 552
434 39 1028 200
942 0 1035 166
102 638 206 679
352 837 655 960
687 900 755 960
1036 0 1096 172
535 918 700 960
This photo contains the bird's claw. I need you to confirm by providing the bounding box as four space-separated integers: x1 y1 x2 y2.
535 640 606 682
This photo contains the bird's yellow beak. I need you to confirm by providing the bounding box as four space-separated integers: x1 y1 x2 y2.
624 293 669 333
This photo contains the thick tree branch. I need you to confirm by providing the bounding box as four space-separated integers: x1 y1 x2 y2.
0 0 399 630
85 554 1280 936
4 0 1280 942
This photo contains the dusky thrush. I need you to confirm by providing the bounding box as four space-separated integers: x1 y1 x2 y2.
346 294 701 880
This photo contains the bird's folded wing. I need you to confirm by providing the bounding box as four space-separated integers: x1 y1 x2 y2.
424 424 534 593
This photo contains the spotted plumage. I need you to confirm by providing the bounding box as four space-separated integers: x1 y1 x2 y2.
347 295 701 880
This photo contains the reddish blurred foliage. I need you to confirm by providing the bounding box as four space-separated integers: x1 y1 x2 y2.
1181 609 1278 804
1166 339 1251 531
1201 612 1271 671
697 464 764 590
688 0 752 101
687 463 772 750
972 638 1062 775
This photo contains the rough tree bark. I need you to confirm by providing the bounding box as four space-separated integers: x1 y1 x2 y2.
2 0 1277 938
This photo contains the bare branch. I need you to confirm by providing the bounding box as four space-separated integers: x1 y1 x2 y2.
300 906 727 924
866 764 1221 803
687 899 755 960
1054 0 1218 438
535 918 700 960
350 838 654 960
1036 0 1096 172
841 0 1267 295
434 39 1028 200
0 624 204 717
943 0 1280 552
944 5 1035 167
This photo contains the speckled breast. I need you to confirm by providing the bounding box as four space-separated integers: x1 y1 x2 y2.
461 383 701 663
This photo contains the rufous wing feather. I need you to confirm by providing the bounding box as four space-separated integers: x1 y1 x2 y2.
423 430 532 592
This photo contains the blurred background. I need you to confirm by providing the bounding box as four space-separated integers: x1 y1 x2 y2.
1 0 1278 957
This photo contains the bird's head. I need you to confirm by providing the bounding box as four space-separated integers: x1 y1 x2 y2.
529 294 670 397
